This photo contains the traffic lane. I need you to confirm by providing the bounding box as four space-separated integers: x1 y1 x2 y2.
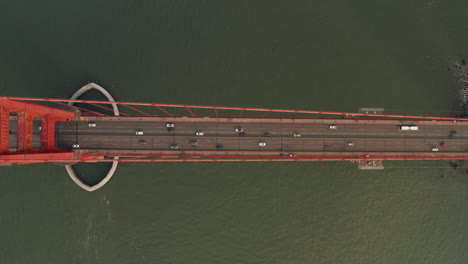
282 138 324 151
58 121 217 136
82 136 328 152
56 133 468 152
326 138 465 152
320 124 448 138
59 135 285 151
57 121 365 136
56 134 83 149
59 122 281 137
57 121 468 139
114 124 459 139
57 135 468 154
167 122 293 136
62 129 468 140
58 131 468 142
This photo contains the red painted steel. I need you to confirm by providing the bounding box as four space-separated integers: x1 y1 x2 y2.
78 152 468 160
40 117 62 151
185 107 196 117
2 96 468 165
0 98 75 164
0 98 75 119
2 155 468 164
3 96 467 121
0 152 75 164
87 103 131 117
52 101 106 117
16 112 33 152
154 105 173 116
0 107 9 153
122 104 153 117
40 118 48 150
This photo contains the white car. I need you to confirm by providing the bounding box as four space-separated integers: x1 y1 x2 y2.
166 123 175 128
88 122 96 127
329 125 337 129
431 147 439 152
72 144 80 148
399 125 418 131
258 141 266 147
235 127 244 133
195 131 204 136
293 132 301 138
136 130 144 135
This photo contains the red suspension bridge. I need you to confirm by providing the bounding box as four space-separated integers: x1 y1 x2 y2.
1 83 468 190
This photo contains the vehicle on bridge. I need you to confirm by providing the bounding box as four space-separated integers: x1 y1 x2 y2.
399 125 418 131
2 93 468 192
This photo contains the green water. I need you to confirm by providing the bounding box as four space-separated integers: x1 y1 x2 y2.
1 1 468 263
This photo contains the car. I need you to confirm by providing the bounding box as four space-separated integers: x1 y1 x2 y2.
329 125 337 129
72 144 80 148
431 147 439 152
170 144 179 149
38 126 42 131
258 141 266 147
167 127 175 132
238 132 246 137
399 125 418 131
136 130 144 135
166 123 175 128
347 142 354 146
195 131 204 136
190 140 198 146
293 132 301 138
235 127 244 133
264 132 271 137
88 122 96 127
139 140 147 145
216 144 224 150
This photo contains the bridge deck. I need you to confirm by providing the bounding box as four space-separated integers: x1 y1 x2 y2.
55 116 468 160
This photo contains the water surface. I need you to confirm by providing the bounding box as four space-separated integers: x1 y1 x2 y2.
1 1 468 263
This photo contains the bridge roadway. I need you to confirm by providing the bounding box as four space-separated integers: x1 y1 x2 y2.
54 116 468 160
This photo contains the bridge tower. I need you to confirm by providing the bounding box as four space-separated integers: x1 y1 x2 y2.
0 98 76 165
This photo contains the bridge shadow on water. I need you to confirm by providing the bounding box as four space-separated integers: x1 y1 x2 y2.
69 162 114 187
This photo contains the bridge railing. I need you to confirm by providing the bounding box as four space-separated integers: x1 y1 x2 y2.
3 96 468 121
